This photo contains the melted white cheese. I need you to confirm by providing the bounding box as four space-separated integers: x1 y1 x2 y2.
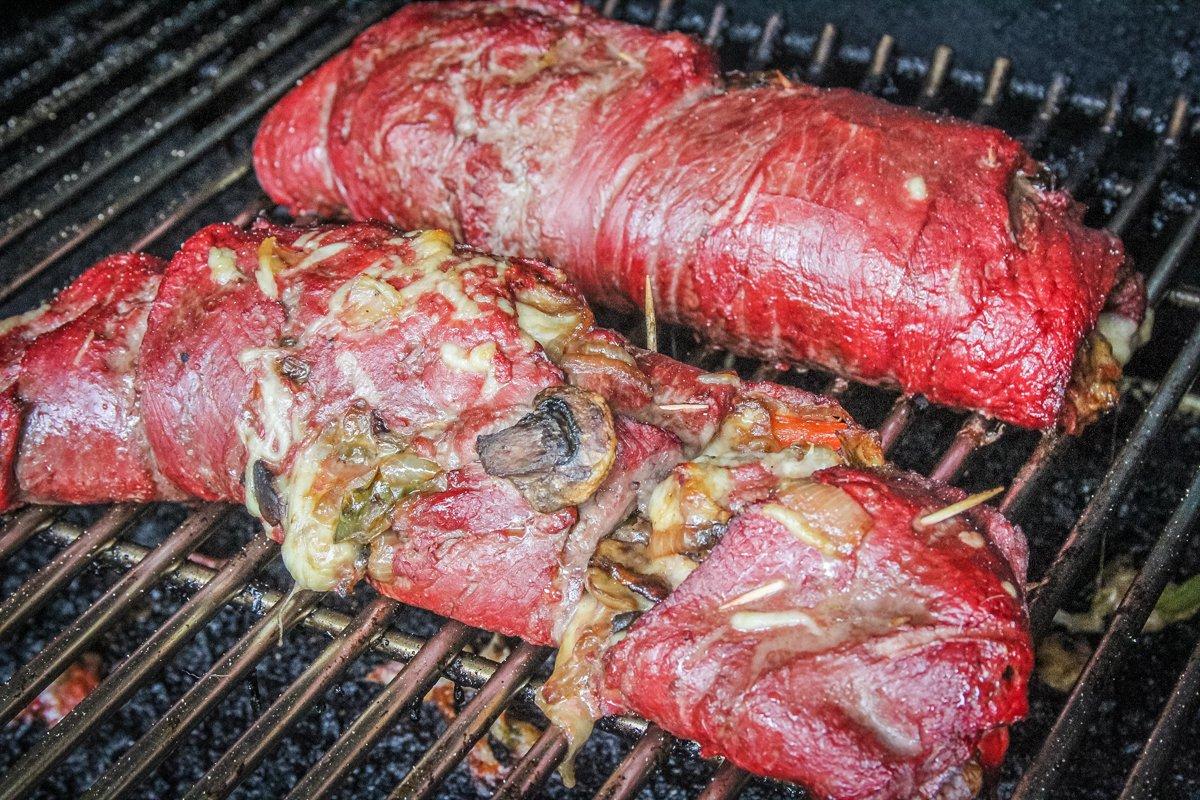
335 352 382 405
905 175 928 201
294 241 351 271
1096 310 1151 367
279 438 364 592
208 247 240 286
515 301 581 353
329 274 406 329
730 608 822 634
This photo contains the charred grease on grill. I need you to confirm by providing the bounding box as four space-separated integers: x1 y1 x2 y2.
476 385 617 513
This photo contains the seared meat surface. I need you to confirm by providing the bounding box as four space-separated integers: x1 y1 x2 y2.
602 468 1030 800
253 0 1142 431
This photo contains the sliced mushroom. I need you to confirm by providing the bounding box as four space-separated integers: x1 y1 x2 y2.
476 386 617 513
252 459 283 527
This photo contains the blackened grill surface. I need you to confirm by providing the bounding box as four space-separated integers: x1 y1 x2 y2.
0 0 1199 798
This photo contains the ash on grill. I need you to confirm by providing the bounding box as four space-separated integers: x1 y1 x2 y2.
1 0 1200 799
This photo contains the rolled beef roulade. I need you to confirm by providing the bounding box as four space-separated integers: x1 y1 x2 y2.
0 221 1031 799
254 0 1144 432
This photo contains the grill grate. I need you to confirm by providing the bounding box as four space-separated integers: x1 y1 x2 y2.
0 0 1199 798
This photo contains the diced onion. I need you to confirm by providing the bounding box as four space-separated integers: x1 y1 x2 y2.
759 480 873 557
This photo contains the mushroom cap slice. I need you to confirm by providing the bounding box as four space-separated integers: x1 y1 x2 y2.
477 386 617 513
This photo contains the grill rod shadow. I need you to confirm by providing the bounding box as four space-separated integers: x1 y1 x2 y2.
182 596 400 800
0 0 340 254
0 0 227 151
1013 462 1200 800
0 534 280 800
0 505 229 726
82 585 323 800
0 504 142 640
0 0 299 203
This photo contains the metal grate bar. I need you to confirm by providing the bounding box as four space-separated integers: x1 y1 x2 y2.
127 161 255 252
0 0 228 152
0 153 249 307
877 395 913 452
0 0 393 307
0 506 228 726
387 641 550 800
0 506 56 563
927 413 999 485
1013 462 1200 800
701 3 726 48
857 34 895 95
972 57 1013 125
1106 92 1191 236
82 584 322 800
746 12 783 72
287 620 475 800
232 194 273 228
1145 203 1200 308
0 0 338 254
491 725 570 799
182 596 399 800
1170 285 1200 309
0 0 295 203
0 534 279 800
1022 72 1072 151
0 0 163 109
0 504 141 640
915 44 954 111
0 0 114 80
805 23 840 84
1062 77 1132 194
1027 318 1200 639
1117 631 1200 800
592 724 673 800
697 761 752 800
651 0 675 31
